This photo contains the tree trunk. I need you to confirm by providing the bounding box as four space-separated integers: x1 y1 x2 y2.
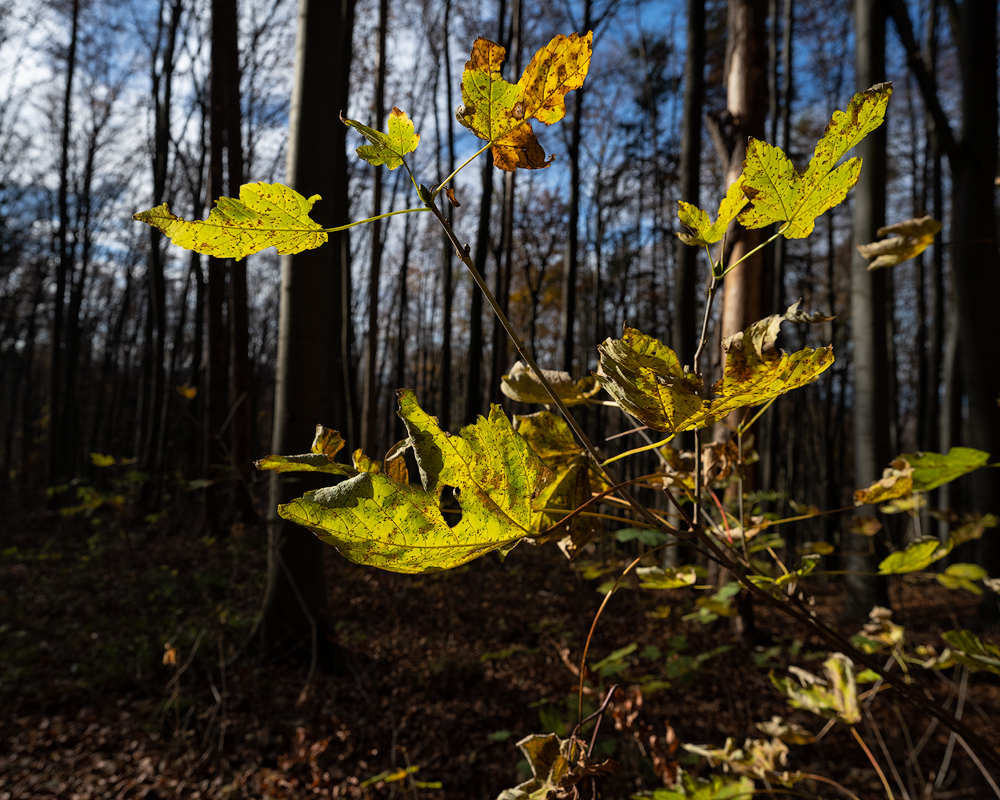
48 0 80 489
256 0 356 669
672 0 704 371
951 0 1000 590
845 0 890 618
362 0 389 455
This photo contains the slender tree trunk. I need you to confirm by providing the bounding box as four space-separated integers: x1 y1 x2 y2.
560 0 591 374
846 0 890 618
256 0 355 668
48 0 80 488
672 0 704 371
362 0 389 454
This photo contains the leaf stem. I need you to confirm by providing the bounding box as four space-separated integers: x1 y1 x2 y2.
431 141 494 200
323 206 429 232
719 227 785 278
850 725 895 800
601 433 675 467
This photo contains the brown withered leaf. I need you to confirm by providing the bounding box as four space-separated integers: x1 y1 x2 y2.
857 215 942 270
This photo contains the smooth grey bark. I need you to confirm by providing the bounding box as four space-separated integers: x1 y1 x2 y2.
257 0 355 668
846 0 890 618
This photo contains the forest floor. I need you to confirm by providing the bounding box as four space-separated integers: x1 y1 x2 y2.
1 507 999 800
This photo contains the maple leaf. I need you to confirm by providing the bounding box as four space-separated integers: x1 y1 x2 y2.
501 361 601 406
274 390 553 574
341 106 421 169
676 176 749 247
709 315 834 420
857 215 942 270
515 411 602 556
456 32 592 172
516 31 593 125
256 424 357 476
132 181 328 260
596 327 714 434
738 83 892 238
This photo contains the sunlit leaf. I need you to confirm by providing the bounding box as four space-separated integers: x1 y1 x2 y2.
352 449 381 474
640 771 755 799
684 737 802 787
90 453 115 468
502 362 601 406
709 313 834 419
878 536 952 575
770 653 860 724
756 716 815 746
941 630 1000 675
900 447 991 492
277 391 553 574
133 182 327 261
256 424 356 476
497 733 616 800
748 555 820 591
517 31 593 126
936 563 988 596
739 83 892 238
853 459 913 505
596 327 713 433
676 177 749 247
636 565 697 589
341 106 420 169
456 38 551 171
857 215 942 270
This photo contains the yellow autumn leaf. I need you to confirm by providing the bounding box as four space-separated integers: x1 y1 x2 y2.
341 106 420 169
89 452 115 468
595 327 714 433
739 83 892 239
853 459 913 506
857 215 942 270
456 37 550 171
516 31 593 126
676 176 749 247
708 312 835 419
456 32 592 172
132 182 328 261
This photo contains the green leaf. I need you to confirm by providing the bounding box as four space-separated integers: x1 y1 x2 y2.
617 528 670 546
133 181 327 261
341 106 420 169
936 563 989 596
639 772 755 800
636 565 697 589
277 391 553 574
857 215 942 270
900 447 991 492
256 425 357 476
739 83 892 239
878 537 952 575
941 630 1000 675
770 653 860 724
748 555 820 590
501 362 601 406
596 327 713 433
676 177 749 247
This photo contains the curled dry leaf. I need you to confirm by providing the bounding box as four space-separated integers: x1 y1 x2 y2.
857 215 941 270
501 361 601 406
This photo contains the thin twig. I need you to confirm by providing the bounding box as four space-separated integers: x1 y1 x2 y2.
851 725 895 800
